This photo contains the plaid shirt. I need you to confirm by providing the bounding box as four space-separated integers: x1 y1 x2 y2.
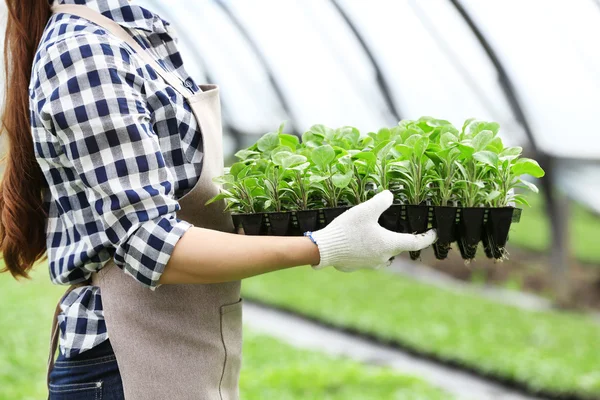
31 0 203 358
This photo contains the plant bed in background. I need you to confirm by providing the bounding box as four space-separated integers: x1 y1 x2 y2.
418 241 600 311
0 269 452 400
210 118 544 262
242 267 600 399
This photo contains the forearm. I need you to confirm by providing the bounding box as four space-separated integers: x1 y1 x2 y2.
159 227 320 284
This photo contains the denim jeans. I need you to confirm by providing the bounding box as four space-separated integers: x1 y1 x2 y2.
48 339 124 400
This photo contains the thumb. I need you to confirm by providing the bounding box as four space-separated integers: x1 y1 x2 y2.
389 229 438 252
361 190 393 218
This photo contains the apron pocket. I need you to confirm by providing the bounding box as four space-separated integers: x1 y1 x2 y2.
219 298 243 400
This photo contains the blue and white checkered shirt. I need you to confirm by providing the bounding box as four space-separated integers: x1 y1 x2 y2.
31 0 203 358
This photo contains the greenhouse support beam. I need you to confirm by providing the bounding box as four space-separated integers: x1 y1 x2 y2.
145 0 248 148
537 155 572 304
449 0 571 303
213 0 301 136
330 0 402 122
448 0 538 152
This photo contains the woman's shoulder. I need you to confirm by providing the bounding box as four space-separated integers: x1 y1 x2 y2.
32 14 140 86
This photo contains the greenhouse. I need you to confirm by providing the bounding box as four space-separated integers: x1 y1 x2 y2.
1 1 600 399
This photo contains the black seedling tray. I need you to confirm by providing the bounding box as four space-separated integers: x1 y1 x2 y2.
232 205 522 261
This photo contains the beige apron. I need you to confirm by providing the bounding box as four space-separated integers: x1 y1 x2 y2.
48 5 241 400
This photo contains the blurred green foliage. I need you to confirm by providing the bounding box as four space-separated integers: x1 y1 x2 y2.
243 267 600 398
510 192 600 264
241 332 450 399
0 267 449 400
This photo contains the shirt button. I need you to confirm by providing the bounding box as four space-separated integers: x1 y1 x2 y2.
184 79 194 89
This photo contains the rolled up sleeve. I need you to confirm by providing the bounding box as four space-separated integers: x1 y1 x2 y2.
39 34 191 289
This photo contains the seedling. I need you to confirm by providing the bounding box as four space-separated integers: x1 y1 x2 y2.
310 144 352 208
207 119 543 261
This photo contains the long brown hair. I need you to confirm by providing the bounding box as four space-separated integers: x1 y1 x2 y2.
0 0 51 278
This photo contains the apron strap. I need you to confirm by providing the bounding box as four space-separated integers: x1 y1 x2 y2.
50 4 197 99
46 282 88 387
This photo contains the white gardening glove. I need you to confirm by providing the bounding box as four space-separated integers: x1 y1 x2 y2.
308 190 437 272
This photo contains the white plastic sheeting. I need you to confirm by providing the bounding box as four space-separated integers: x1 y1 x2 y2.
135 0 526 144
1 1 598 210
135 0 600 213
460 0 600 159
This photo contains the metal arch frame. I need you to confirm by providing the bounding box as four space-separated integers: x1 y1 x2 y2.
329 0 402 122
213 0 301 136
449 0 570 303
145 0 250 151
449 0 538 151
407 0 509 125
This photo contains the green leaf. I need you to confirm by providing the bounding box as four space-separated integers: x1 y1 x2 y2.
486 136 504 153
485 190 501 203
311 145 336 170
332 172 352 188
289 161 310 171
338 126 360 145
394 144 413 159
517 179 539 193
230 162 247 178
473 151 499 168
271 145 294 157
404 134 420 147
276 122 286 134
212 175 234 185
205 192 230 205
401 127 424 143
462 118 477 136
513 195 531 207
304 140 321 148
389 160 411 170
472 130 494 152
425 151 443 166
237 165 252 180
374 140 394 161
243 177 259 190
352 151 376 166
302 127 325 146
335 157 351 174
359 136 374 148
499 146 523 161
257 132 280 153
274 152 307 169
279 134 299 151
457 143 475 159
482 122 500 136
263 179 276 194
309 124 333 137
454 161 468 178
511 158 545 178
413 136 429 160
376 127 391 142
271 151 293 167
427 143 442 153
234 149 260 160
390 126 403 141
309 174 328 183
440 132 458 148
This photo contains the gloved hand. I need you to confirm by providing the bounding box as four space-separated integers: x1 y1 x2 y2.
308 190 437 272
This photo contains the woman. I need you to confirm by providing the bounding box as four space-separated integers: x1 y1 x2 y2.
0 0 436 399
